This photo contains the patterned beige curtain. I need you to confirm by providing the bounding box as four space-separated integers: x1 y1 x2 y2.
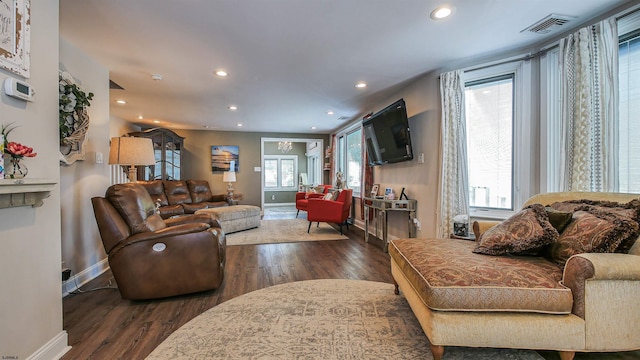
558 18 618 191
437 70 469 238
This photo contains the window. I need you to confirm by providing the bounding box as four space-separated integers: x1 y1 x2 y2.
464 60 532 218
618 31 640 192
335 125 362 196
465 75 514 210
264 155 297 191
346 129 362 194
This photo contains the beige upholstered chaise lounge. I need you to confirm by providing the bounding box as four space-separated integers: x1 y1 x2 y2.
390 192 640 360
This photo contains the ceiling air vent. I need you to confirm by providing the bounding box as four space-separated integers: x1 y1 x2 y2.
522 14 576 35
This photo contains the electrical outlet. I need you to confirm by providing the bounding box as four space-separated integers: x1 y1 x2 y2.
271 195 276 200
62 268 71 282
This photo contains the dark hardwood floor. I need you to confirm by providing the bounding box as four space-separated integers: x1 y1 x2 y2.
62 210 393 359
63 206 640 360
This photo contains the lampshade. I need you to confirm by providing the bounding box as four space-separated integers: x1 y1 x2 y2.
108 137 156 182
108 137 156 166
223 171 236 183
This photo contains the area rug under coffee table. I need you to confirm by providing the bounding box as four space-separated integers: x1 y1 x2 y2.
146 279 543 359
225 218 348 246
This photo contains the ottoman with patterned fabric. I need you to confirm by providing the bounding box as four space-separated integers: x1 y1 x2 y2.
196 205 261 234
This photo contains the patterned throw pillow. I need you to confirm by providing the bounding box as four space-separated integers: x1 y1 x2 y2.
473 204 559 256
547 206 640 267
322 192 333 200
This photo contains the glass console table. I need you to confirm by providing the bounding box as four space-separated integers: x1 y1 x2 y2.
363 197 417 252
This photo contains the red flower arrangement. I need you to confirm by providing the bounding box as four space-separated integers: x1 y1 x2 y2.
5 141 37 159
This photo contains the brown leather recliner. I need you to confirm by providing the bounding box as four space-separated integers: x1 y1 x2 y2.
91 182 226 300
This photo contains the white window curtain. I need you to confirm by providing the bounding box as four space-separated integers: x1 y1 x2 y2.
558 17 618 192
437 70 469 238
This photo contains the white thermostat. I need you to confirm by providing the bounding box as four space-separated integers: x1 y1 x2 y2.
4 77 35 101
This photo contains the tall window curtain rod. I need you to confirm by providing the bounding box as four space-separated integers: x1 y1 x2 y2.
437 49 554 79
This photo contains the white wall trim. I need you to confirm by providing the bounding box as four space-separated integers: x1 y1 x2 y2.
26 331 70 360
62 258 110 297
263 202 296 207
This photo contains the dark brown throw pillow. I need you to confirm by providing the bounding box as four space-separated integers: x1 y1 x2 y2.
473 204 559 256
547 206 640 267
545 207 573 233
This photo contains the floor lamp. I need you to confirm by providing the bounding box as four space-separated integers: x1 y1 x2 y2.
108 137 156 182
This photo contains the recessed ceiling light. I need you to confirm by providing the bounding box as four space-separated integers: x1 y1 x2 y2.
236 123 243 127
355 82 367 88
327 111 334 115
216 70 228 77
138 115 144 120
116 100 127 104
153 120 160 124
311 126 317 130
151 74 163 81
229 105 237 110
431 6 453 20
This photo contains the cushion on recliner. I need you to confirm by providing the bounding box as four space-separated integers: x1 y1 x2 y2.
137 180 168 206
106 183 167 234
163 180 192 205
187 179 214 203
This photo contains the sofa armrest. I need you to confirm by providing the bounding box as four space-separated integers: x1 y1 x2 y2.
124 223 211 245
563 253 640 320
562 253 640 349
471 220 501 239
165 213 222 229
566 253 640 281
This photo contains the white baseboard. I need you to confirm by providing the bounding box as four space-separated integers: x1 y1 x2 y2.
26 331 71 360
62 258 110 297
263 202 296 207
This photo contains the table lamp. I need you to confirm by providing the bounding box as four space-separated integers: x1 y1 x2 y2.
108 136 156 182
223 171 236 197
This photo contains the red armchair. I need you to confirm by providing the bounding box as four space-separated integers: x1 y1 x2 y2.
307 189 353 234
295 184 333 217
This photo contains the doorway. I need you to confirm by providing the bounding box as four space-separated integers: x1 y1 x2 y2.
260 137 324 210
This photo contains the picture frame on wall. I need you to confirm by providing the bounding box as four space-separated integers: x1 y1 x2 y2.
370 184 379 198
0 0 31 78
211 145 239 173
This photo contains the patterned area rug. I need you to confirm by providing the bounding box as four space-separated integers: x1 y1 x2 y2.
226 218 348 246
147 280 544 360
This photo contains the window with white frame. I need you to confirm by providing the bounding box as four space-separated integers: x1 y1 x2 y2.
335 124 362 196
465 74 514 210
618 26 640 192
264 155 298 191
464 60 532 218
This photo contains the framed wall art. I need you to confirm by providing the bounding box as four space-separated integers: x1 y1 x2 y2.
211 145 239 173
0 0 31 78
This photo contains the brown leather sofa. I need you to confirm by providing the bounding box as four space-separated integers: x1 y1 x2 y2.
139 179 235 219
91 182 226 300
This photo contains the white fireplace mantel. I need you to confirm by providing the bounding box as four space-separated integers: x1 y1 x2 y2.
0 178 57 208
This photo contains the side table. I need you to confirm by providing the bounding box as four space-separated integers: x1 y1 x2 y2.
363 197 417 252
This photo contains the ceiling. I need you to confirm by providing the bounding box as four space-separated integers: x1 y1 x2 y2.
59 0 631 134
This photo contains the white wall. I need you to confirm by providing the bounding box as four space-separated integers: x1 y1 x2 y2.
59 38 111 287
0 0 69 358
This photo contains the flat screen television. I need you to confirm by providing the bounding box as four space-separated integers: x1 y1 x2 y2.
363 99 413 166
